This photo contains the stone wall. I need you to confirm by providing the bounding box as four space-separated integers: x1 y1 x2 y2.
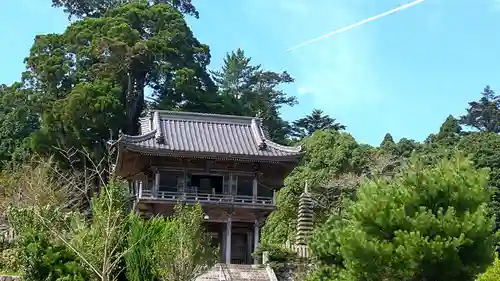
0 276 20 281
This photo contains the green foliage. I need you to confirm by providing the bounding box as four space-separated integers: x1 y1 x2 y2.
7 207 88 281
379 133 396 154
253 244 299 280
458 132 500 229
152 203 218 281
0 83 39 167
434 115 463 146
380 133 423 159
70 179 129 281
125 213 163 281
305 265 342 281
290 109 345 140
262 130 373 245
19 236 87 281
460 85 500 133
51 0 199 19
126 204 219 281
0 247 20 274
309 154 498 281
20 0 214 165
477 257 500 281
253 244 298 266
211 48 296 143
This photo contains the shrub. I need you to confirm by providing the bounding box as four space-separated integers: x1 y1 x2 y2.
477 257 500 281
309 153 498 281
0 247 20 274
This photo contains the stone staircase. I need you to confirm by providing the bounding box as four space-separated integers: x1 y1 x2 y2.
196 264 277 281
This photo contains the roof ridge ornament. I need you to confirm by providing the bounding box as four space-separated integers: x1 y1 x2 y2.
251 118 268 151
153 111 165 144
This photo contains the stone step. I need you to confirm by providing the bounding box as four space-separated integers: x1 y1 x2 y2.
196 264 275 281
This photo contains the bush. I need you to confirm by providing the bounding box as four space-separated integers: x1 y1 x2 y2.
309 153 498 281
8 207 88 281
152 203 218 281
0 247 20 274
253 244 298 265
253 243 298 279
477 257 500 281
125 213 163 281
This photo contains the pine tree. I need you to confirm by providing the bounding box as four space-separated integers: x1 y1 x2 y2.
290 109 345 140
211 48 296 143
309 153 498 281
460 85 500 133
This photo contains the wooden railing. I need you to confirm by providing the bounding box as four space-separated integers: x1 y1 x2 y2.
0 224 15 244
284 240 310 259
139 190 275 206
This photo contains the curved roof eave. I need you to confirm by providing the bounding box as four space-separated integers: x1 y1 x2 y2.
120 130 157 143
121 144 300 163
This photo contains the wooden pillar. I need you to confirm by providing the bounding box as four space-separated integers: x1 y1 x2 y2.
246 231 253 264
154 170 160 198
252 177 258 203
225 217 232 264
221 228 226 263
253 220 260 264
138 181 143 198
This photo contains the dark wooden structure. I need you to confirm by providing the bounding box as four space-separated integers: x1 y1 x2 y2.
114 110 301 264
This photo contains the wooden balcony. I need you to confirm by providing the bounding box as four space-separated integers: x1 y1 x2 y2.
138 189 276 208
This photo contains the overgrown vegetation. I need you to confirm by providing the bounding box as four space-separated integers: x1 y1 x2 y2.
1 0 500 280
309 154 497 280
0 154 217 281
478 257 500 281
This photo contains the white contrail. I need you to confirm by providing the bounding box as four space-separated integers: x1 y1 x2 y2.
285 0 426 52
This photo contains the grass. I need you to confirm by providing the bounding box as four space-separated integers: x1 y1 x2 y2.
0 271 20 276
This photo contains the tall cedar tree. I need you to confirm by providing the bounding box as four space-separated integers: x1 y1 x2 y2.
52 0 199 18
309 154 497 281
0 83 39 164
460 85 500 133
21 1 213 163
290 109 346 140
211 48 297 143
380 133 396 154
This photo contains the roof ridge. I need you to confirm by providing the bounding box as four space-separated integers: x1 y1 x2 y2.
116 110 302 159
154 110 261 122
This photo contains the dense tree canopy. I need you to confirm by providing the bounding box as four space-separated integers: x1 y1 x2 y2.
1 0 500 279
0 83 39 164
460 85 500 133
290 109 345 140
309 155 497 281
211 48 297 143
19 1 215 162
261 130 378 245
51 0 199 18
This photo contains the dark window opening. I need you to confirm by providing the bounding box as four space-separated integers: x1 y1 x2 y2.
159 171 183 192
191 175 223 194
237 175 253 196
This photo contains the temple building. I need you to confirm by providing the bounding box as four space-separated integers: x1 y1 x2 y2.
113 110 301 264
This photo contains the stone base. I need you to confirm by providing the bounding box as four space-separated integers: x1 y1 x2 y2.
0 275 20 281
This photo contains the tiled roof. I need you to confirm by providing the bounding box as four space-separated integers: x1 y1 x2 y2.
118 110 301 160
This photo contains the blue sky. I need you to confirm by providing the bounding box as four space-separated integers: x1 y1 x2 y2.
1 0 500 145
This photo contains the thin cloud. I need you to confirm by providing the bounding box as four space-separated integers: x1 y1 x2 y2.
297 87 310 95
286 0 427 52
243 0 385 109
